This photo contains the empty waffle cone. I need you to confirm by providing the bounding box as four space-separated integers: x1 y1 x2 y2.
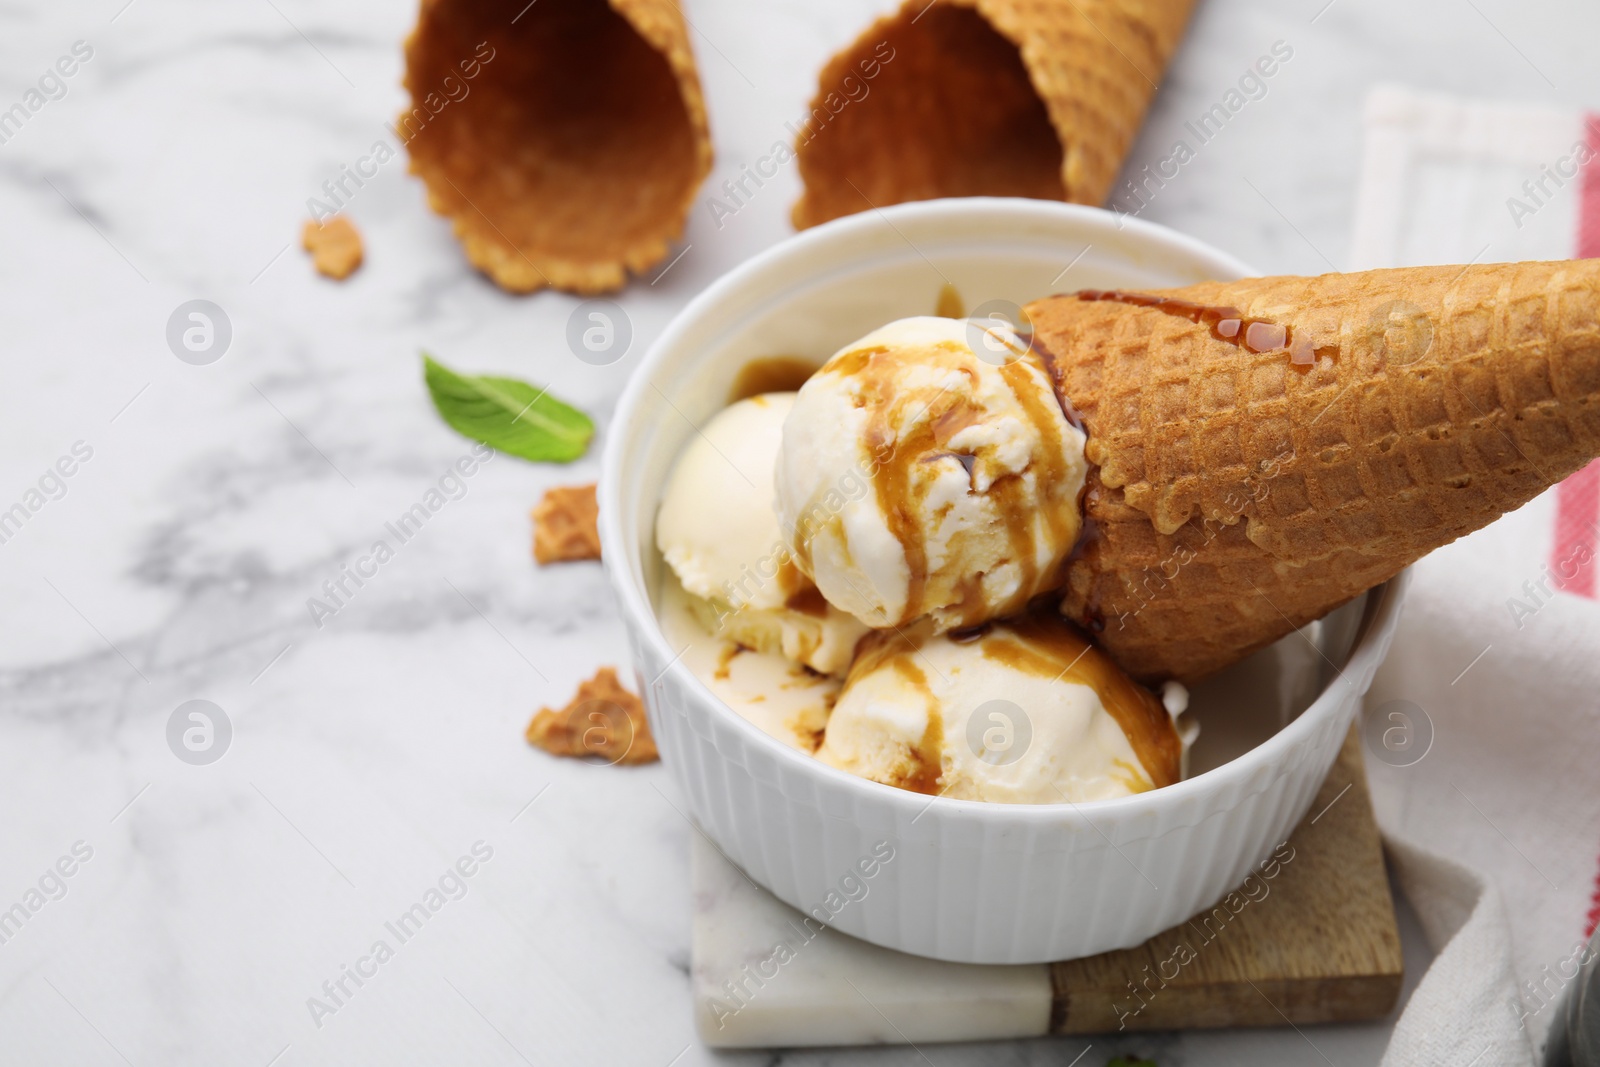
1024 260 1600 682
791 0 1195 230
402 0 712 294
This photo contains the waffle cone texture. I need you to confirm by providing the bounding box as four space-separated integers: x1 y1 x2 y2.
1024 260 1600 683
402 0 711 294
791 0 1195 230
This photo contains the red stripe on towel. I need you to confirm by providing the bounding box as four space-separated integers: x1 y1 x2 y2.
1589 872 1600 938
1555 118 1600 601
1551 462 1600 597
1576 115 1600 943
1580 114 1600 259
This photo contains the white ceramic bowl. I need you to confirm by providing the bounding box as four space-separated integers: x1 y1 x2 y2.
600 198 1407 964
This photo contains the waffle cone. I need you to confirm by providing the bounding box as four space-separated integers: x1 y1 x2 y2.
791 0 1194 230
402 0 712 294
1024 260 1600 682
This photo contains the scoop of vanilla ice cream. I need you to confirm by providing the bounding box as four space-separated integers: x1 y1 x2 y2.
775 317 1088 632
656 392 867 675
657 572 838 753
816 612 1185 804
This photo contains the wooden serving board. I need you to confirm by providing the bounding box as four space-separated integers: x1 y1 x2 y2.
691 727 1403 1048
1047 726 1402 1033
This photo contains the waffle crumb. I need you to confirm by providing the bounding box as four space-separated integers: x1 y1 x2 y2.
302 216 363 280
532 483 601 563
526 667 657 765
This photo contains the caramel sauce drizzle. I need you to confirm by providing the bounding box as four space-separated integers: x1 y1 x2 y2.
783 584 830 618
831 340 1075 628
841 611 1182 792
714 642 744 681
1075 289 1317 371
947 621 992 643
978 610 1180 789
841 627 937 792
892 656 944 794
727 356 820 402
1023 332 1095 604
1024 335 1087 433
926 450 978 489
861 370 972 624
934 282 965 319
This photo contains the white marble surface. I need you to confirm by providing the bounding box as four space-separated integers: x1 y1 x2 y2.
2 0 1596 1064
690 834 1054 1049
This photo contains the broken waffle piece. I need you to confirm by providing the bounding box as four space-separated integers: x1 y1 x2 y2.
302 216 364 279
526 667 658 764
532 483 601 563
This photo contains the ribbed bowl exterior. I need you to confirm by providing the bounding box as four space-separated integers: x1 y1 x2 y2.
600 199 1409 964
621 580 1401 964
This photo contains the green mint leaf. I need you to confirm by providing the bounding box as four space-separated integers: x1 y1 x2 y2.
422 353 593 463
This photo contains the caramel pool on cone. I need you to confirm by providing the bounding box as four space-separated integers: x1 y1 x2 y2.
1026 260 1600 682
402 0 712 294
791 0 1195 230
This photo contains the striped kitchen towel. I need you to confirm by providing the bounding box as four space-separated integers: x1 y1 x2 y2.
1351 84 1600 1067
